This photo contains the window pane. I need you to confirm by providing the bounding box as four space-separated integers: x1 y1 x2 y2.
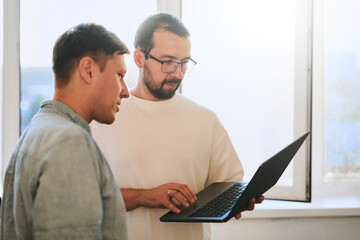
20 0 156 132
324 0 360 182
182 0 311 200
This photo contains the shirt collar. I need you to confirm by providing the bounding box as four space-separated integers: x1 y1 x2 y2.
39 100 91 133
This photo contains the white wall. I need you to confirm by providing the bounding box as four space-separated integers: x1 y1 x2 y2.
211 217 360 240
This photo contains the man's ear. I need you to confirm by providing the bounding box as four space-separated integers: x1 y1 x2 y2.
134 49 145 68
79 56 95 84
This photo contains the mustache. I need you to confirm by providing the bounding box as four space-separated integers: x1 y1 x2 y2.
161 79 181 86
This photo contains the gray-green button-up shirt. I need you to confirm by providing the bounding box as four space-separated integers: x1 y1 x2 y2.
1 100 128 239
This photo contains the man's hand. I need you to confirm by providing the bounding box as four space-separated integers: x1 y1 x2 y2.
234 195 265 219
121 182 197 213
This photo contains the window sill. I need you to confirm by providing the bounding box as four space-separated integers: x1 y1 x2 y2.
240 197 360 219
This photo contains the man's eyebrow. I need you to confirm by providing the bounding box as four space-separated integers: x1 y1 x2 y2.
159 54 191 61
119 70 126 75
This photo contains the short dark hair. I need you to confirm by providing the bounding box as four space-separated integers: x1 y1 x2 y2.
134 13 190 53
52 23 129 88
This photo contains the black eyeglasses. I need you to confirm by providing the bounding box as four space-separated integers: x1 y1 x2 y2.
141 50 197 74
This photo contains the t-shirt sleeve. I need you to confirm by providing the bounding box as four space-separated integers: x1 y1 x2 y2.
205 115 244 187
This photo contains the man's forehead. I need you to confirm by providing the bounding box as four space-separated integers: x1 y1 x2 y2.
151 31 191 58
107 53 126 70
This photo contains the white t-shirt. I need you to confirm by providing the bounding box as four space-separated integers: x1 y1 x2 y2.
91 94 244 240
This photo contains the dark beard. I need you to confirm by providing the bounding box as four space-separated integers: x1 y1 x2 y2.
144 77 181 100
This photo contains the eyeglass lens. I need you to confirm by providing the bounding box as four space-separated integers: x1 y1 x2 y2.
162 61 194 73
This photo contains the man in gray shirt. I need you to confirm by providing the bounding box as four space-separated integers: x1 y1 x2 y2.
1 23 130 239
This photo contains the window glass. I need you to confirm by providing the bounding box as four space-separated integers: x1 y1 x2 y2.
20 0 156 132
182 0 311 200
324 0 360 182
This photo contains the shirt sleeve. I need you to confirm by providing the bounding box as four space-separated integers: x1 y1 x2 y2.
205 115 244 187
28 136 103 239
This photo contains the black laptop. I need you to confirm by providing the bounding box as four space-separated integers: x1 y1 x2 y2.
160 131 310 223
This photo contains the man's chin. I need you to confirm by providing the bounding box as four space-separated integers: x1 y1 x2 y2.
152 86 179 99
154 90 176 100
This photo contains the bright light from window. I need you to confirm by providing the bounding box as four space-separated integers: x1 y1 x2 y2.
182 0 297 185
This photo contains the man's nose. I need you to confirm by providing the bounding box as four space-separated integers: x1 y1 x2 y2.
170 64 184 79
120 80 130 99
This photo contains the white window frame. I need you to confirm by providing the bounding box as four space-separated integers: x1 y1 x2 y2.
2 0 20 179
157 0 182 18
0 0 3 183
265 0 312 201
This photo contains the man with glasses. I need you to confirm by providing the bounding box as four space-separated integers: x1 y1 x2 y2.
91 13 263 240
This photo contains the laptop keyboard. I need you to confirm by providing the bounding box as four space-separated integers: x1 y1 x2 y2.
190 182 247 218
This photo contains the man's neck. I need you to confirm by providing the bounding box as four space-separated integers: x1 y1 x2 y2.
53 88 91 123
